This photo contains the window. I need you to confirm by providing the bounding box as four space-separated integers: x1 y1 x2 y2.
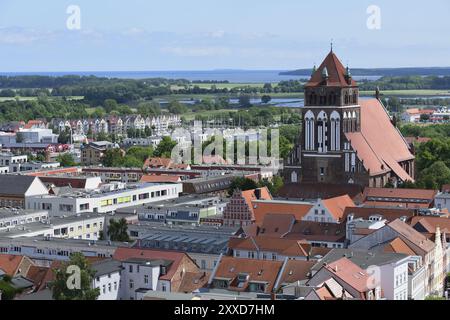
102 285 106 294
129 265 133 273
144 275 149 284
129 279 134 289
108 283 111 292
162 284 167 292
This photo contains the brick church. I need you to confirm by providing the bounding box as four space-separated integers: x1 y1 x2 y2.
284 49 415 188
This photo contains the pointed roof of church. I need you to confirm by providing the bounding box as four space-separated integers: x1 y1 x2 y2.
305 51 357 87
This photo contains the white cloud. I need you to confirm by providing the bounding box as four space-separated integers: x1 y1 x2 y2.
0 27 54 44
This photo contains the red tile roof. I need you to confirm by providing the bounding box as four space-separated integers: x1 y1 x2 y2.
228 236 310 258
241 187 272 219
322 195 355 221
213 256 283 293
410 216 450 234
113 247 189 281
0 254 25 276
139 175 182 183
321 257 371 294
346 99 414 181
277 260 315 285
387 219 435 254
383 237 416 256
252 200 312 226
305 51 357 87
343 206 416 223
363 187 437 201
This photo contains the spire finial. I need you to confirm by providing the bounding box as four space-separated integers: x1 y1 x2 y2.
330 39 333 52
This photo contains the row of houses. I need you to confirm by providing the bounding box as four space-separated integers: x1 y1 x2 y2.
51 115 181 136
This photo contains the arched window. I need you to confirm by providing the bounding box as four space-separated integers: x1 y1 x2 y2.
330 111 341 151
317 111 328 153
343 112 348 133
352 111 357 132
291 171 298 183
304 110 315 151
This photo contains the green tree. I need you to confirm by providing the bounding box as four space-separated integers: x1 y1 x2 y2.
418 161 450 189
238 95 252 108
56 153 77 167
103 99 118 113
167 100 188 114
261 95 272 104
107 218 130 242
228 177 258 196
259 176 284 196
58 129 71 144
51 253 100 300
126 146 154 162
153 136 177 158
101 148 124 167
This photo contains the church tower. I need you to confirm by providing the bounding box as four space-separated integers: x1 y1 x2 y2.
283 48 415 188
301 49 361 183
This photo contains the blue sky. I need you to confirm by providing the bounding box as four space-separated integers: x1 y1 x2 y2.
0 0 449 71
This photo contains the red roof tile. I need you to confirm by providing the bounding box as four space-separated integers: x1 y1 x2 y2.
305 51 357 87
346 99 414 181
252 200 312 226
113 247 189 281
0 254 24 276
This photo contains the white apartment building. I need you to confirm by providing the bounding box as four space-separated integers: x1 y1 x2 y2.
92 259 122 300
120 258 172 300
0 237 132 263
0 153 27 173
0 208 48 230
18 128 58 143
26 182 183 216
0 214 105 240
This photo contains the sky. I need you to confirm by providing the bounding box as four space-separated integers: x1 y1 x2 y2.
0 0 449 71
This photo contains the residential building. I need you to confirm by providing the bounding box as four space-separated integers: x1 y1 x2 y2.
311 249 414 300
91 259 122 300
0 213 105 240
133 223 237 271
0 237 132 263
362 187 437 209
302 195 355 224
82 167 144 184
118 195 220 226
0 175 48 208
81 141 119 165
208 256 284 294
223 187 272 227
0 208 48 230
349 219 442 296
26 182 182 216
0 254 35 277
113 247 202 300
227 236 310 261
307 257 383 300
